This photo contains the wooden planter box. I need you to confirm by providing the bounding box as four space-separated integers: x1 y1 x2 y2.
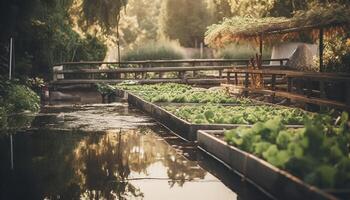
127 92 247 141
117 88 303 141
197 130 341 200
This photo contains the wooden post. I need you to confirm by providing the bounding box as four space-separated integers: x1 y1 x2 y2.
271 75 276 90
244 72 249 97
219 70 223 78
306 79 313 98
192 62 197 77
319 28 324 72
319 80 326 111
346 82 350 106
320 81 326 99
235 72 238 85
270 74 276 103
227 72 231 83
259 33 263 56
287 77 292 92
287 77 292 104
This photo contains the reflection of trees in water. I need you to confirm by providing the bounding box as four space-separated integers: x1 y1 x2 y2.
72 130 144 199
71 127 206 198
0 127 207 199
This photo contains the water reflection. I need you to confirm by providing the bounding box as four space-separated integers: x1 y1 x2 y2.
0 127 232 200
0 103 270 200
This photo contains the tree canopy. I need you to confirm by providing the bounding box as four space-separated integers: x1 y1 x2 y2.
159 0 211 47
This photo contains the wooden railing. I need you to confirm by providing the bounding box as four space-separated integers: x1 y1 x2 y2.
52 59 289 85
225 68 350 111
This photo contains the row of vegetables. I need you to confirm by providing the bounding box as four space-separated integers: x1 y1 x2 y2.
116 83 350 191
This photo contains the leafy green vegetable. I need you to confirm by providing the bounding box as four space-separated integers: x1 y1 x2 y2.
224 113 350 189
165 104 307 125
117 83 251 104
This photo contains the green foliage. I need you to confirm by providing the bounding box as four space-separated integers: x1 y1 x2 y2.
4 84 40 113
216 44 271 59
165 104 307 125
80 0 127 33
122 40 185 61
0 0 107 79
159 0 211 47
322 35 350 73
224 113 350 189
0 107 7 129
227 0 276 18
96 83 116 96
118 83 250 104
120 0 162 48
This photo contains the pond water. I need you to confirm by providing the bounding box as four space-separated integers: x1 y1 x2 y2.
0 102 272 200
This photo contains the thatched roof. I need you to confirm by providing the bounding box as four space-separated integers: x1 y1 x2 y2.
205 4 350 48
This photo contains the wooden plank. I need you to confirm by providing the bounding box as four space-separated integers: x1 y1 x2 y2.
51 78 227 85
59 65 246 74
238 86 350 111
224 69 350 81
54 58 289 67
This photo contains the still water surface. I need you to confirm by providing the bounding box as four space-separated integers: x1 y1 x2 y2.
0 102 271 200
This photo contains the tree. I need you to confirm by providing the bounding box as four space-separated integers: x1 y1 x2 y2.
0 0 107 79
207 0 233 22
159 0 211 47
119 0 162 48
79 0 127 63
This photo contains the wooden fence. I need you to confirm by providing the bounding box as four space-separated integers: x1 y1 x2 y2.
51 58 289 85
225 68 350 111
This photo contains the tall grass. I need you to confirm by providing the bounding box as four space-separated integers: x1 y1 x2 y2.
215 44 272 60
122 40 185 61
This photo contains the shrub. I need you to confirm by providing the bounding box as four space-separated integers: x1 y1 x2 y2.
322 35 350 73
122 40 185 63
0 106 7 129
215 44 272 60
4 84 40 113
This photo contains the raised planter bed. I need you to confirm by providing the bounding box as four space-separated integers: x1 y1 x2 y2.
127 92 248 141
197 130 342 200
119 89 303 141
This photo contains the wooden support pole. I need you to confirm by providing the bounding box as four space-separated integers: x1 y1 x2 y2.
319 28 324 72
259 33 263 56
287 77 292 104
320 81 326 99
226 72 231 83
271 75 276 91
244 72 249 97
306 79 313 98
346 82 350 106
235 73 238 85
270 74 276 102
219 70 223 78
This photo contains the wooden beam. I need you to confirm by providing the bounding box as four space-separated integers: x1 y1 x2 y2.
319 28 324 72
